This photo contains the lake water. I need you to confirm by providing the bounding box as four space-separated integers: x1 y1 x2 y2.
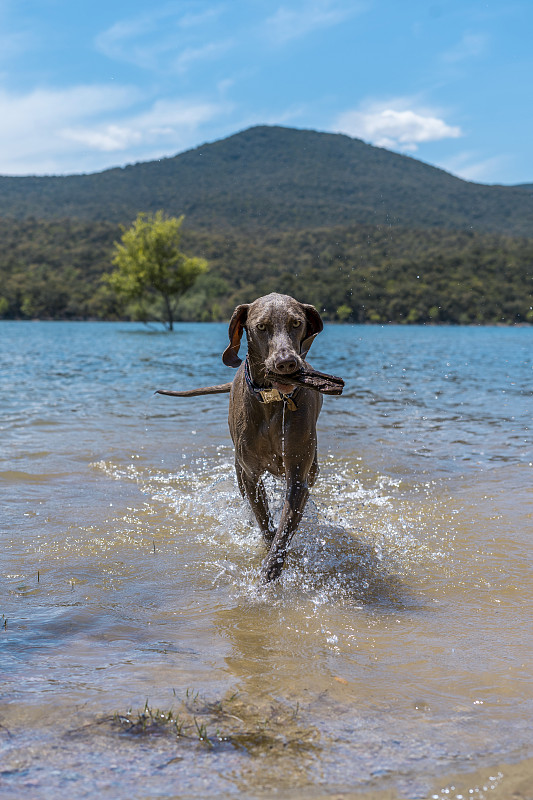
1 320 532 800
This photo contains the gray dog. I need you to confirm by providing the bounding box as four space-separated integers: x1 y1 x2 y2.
222 292 324 581
157 292 339 582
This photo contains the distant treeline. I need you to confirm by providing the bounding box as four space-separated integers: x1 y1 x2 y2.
1 217 532 324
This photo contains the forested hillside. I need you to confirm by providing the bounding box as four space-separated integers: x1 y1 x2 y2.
1 217 531 324
1 126 531 325
1 126 533 236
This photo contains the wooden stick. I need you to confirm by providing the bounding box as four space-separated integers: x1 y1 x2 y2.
155 383 232 398
265 368 344 395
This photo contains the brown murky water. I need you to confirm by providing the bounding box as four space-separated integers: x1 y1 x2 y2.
1 322 532 799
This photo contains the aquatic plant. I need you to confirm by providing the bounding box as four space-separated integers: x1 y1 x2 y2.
111 690 320 755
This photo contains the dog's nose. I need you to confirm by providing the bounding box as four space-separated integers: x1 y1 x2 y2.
274 355 298 374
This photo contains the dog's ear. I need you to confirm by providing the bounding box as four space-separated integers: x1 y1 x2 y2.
222 304 249 367
300 303 324 357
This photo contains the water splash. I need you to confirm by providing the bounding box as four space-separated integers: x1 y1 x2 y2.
91 447 452 613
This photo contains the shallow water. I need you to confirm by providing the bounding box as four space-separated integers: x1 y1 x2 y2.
1 321 532 799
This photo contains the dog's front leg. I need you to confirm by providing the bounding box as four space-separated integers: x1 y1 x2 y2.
236 462 276 542
260 468 309 583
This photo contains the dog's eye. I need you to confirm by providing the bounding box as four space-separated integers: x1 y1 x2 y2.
257 323 266 331
292 320 302 328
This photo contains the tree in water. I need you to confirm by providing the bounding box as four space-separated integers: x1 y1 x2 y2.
107 211 207 330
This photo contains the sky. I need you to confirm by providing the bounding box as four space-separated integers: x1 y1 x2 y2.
1 0 532 184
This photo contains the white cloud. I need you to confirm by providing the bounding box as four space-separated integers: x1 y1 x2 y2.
265 0 363 44
0 30 35 63
442 32 489 64
0 85 230 174
0 84 140 172
440 151 511 184
178 7 225 30
95 16 176 71
335 100 462 152
63 97 229 152
95 5 228 72
174 40 233 74
95 18 145 58
61 125 143 153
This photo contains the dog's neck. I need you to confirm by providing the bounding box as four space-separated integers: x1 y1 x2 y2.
244 346 269 387
244 354 269 389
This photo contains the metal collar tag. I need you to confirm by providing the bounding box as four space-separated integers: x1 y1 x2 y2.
259 387 283 404
260 388 297 411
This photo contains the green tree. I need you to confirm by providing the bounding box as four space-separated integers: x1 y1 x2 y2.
106 211 207 330
336 304 352 322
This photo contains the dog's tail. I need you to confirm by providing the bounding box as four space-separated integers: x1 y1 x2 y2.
155 383 232 398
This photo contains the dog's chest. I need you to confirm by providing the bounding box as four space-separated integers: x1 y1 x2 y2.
233 406 285 469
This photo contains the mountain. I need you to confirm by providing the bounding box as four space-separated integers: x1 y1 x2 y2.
1 126 532 236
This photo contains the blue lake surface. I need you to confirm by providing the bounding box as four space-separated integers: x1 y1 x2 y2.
1 321 532 799
1 320 531 472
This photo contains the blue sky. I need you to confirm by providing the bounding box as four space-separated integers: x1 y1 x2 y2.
1 0 531 183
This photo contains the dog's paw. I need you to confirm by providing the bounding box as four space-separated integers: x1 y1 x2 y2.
260 554 285 583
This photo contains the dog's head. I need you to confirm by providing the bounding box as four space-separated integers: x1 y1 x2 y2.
222 293 323 373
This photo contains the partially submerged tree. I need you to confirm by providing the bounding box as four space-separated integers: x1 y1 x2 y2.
107 211 207 330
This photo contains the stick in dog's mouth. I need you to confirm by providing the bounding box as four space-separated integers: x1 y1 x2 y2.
264 367 344 395
155 369 345 399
